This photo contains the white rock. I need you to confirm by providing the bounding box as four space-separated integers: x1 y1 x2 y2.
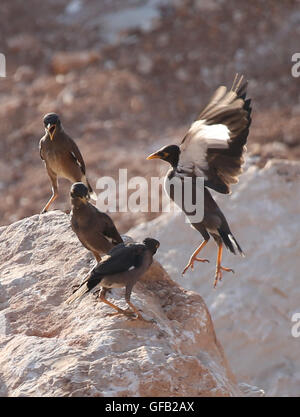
0 212 241 397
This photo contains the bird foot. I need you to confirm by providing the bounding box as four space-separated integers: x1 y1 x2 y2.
182 256 209 275
105 308 135 318
106 308 155 323
214 266 234 288
138 316 156 324
129 312 156 323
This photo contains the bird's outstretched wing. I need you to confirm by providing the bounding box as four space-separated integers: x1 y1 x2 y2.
67 135 86 175
178 75 252 194
66 243 146 304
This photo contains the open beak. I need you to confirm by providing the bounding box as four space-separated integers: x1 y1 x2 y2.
146 152 162 160
47 123 56 140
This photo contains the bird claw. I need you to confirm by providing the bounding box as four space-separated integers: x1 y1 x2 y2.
105 309 134 318
124 308 148 322
137 316 156 324
129 312 156 323
214 265 234 288
195 257 209 263
182 257 210 275
106 308 155 323
221 267 235 274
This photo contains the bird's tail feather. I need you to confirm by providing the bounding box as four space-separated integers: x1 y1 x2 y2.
218 229 244 256
66 282 89 305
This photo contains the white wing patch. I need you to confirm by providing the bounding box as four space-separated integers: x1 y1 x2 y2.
190 121 230 147
178 120 230 176
71 151 83 169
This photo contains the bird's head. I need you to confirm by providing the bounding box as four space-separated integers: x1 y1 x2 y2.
143 237 160 254
70 182 89 204
43 113 61 140
146 145 180 167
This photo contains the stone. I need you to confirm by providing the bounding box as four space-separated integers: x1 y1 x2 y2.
0 211 242 397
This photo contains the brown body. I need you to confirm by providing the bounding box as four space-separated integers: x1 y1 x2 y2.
70 189 123 262
40 133 86 182
39 113 95 213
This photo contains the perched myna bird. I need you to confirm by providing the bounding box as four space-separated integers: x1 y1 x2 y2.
70 182 123 262
147 75 251 287
66 238 160 321
39 113 96 213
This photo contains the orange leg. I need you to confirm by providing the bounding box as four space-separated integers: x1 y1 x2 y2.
41 169 58 213
123 286 154 323
41 192 58 213
99 288 134 317
92 252 102 263
214 243 234 288
126 301 154 322
182 240 209 275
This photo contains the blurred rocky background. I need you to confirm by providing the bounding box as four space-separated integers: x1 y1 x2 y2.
0 0 299 229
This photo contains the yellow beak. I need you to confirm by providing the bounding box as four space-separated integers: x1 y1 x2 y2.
80 196 88 204
47 124 56 140
146 152 161 160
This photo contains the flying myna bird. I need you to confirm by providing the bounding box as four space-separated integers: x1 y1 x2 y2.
70 182 123 262
39 113 97 213
66 238 160 321
147 75 251 287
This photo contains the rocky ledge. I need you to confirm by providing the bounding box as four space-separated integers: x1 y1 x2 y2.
0 211 242 397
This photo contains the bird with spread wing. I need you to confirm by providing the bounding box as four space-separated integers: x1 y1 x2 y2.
147 75 252 287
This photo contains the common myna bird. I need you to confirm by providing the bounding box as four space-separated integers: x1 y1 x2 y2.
70 182 123 262
147 75 251 287
66 238 160 321
39 113 96 213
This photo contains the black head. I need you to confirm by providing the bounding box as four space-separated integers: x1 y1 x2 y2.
43 113 61 140
70 182 89 200
146 145 180 167
143 238 160 254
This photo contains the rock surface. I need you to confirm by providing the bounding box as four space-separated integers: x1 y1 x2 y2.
129 159 300 396
0 212 241 397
